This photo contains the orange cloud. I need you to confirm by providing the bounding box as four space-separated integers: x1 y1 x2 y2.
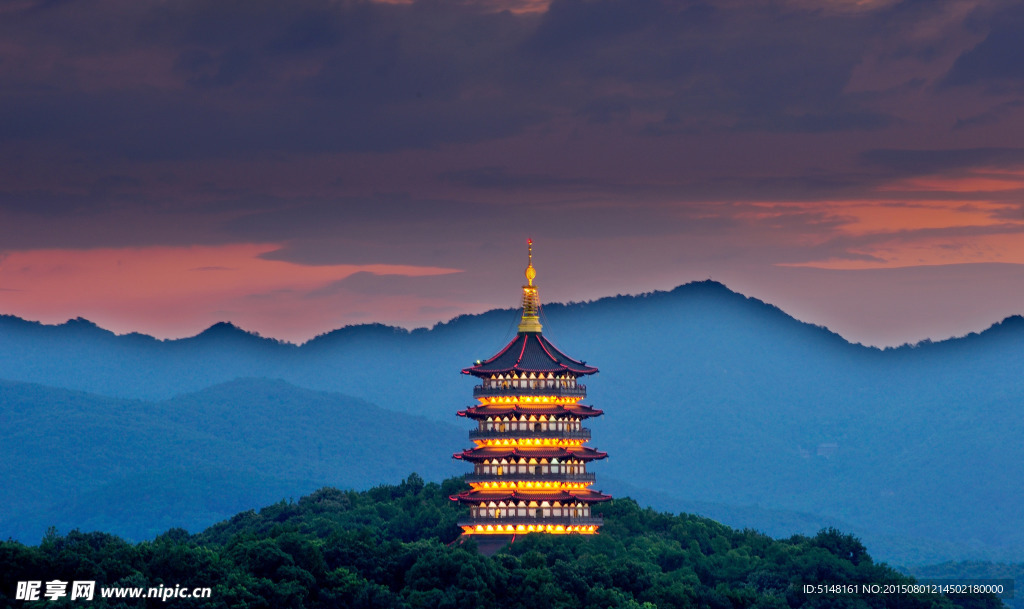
822 200 1012 236
0 243 463 341
878 169 1024 193
744 184 1024 270
791 231 1024 270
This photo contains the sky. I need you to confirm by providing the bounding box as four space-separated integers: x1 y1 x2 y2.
2 0 1024 346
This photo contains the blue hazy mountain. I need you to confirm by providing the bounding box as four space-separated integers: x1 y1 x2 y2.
0 378 465 543
1 280 1022 565
0 378 868 562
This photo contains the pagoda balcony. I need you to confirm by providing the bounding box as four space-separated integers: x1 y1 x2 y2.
458 516 604 527
472 384 587 398
464 473 596 483
468 429 591 441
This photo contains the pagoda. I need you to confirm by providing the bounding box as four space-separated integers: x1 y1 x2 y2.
452 240 611 538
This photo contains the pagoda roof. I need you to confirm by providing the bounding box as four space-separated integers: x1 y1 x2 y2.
452 488 612 505
458 403 604 419
463 332 598 377
453 445 608 463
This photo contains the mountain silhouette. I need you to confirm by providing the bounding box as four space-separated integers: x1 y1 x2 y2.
2 280 1022 564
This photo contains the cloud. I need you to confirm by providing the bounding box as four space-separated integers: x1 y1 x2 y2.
954 100 1024 130
438 166 593 190
860 147 1024 175
782 221 1024 269
0 243 462 340
521 0 900 132
0 0 931 165
0 0 545 157
305 270 466 299
942 2 1024 90
2 0 1024 348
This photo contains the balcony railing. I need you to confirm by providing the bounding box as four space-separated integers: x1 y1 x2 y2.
458 516 604 527
472 384 587 398
464 473 596 483
468 428 591 440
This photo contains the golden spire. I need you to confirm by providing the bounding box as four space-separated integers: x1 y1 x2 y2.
525 239 536 286
518 238 543 333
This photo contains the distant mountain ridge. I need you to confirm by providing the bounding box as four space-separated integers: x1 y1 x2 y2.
0 378 465 543
2 280 1023 565
5 278 1016 406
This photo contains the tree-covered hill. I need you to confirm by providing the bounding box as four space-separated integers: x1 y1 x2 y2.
0 477 1006 609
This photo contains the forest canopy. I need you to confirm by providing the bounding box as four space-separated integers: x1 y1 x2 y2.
0 475 1005 608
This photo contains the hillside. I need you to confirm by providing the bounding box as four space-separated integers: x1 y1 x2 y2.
0 379 464 543
2 280 1023 564
0 478 1006 609
0 377 855 554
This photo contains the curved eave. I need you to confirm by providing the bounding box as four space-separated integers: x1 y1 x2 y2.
457 404 604 419
451 489 613 505
452 446 608 463
463 332 598 377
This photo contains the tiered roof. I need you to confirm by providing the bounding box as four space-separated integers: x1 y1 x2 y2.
453 445 607 463
463 332 598 377
455 488 612 504
458 403 604 419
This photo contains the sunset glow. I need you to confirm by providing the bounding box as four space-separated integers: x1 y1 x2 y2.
0 244 462 341
2 0 1024 346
